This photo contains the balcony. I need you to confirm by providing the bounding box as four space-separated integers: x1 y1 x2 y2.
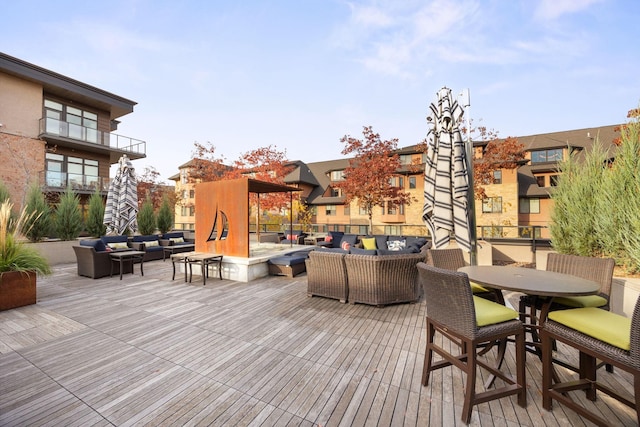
38 170 111 194
39 117 146 161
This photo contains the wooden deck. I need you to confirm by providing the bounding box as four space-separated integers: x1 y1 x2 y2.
0 261 637 426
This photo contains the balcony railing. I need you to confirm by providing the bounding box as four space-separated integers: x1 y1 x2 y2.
39 118 146 155
39 171 111 193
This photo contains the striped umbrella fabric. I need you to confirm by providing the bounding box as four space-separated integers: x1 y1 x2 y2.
422 87 472 252
103 155 138 235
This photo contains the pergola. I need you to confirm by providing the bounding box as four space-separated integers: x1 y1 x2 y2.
195 177 302 257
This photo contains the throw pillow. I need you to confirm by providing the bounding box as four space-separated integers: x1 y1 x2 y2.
170 237 184 243
108 242 129 250
145 240 159 247
361 237 377 250
386 239 406 251
341 241 351 251
324 236 332 242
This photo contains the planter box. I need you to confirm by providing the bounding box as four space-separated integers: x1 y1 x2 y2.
0 270 36 310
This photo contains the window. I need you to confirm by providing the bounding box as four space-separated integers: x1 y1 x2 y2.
493 170 502 184
399 154 413 165
482 197 502 213
180 170 188 184
385 225 402 235
531 149 563 163
189 189 195 198
45 153 98 189
44 99 98 142
387 203 397 215
536 176 545 187
550 175 559 186
182 190 188 200
330 170 344 181
519 198 540 214
326 205 336 216
343 205 350 215
359 207 367 215
409 176 417 189
330 187 341 197
398 177 404 188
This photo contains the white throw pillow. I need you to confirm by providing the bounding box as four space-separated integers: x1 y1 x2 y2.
386 239 406 251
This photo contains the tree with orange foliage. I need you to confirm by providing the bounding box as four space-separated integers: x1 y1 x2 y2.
336 126 414 232
232 145 296 213
137 166 176 210
613 108 640 146
189 141 231 182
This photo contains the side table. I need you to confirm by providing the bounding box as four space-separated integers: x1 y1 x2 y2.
170 251 202 281
109 250 145 280
187 253 224 285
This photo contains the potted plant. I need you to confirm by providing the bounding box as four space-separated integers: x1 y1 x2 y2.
0 201 51 310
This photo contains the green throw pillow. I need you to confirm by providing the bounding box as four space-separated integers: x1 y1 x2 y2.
170 237 184 243
145 240 159 247
548 307 631 350
361 237 377 250
473 296 518 327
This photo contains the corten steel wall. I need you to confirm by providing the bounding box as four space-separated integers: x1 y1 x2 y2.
195 179 250 257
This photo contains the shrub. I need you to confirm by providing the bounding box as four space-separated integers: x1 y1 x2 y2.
137 198 156 235
55 186 83 241
23 183 51 242
156 195 174 234
86 189 106 237
551 112 640 273
0 201 51 275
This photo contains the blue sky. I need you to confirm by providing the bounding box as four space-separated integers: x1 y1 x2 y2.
3 0 639 182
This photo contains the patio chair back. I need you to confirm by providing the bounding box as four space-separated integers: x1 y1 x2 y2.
425 248 466 271
546 253 615 306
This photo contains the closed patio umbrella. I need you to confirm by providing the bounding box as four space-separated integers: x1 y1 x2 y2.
422 87 475 257
104 154 138 235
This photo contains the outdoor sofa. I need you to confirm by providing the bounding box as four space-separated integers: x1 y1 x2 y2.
130 234 164 262
306 248 427 306
73 239 133 279
159 231 195 250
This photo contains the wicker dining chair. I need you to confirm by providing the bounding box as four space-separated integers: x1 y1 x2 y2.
417 263 527 424
426 248 496 301
541 295 640 426
519 253 615 370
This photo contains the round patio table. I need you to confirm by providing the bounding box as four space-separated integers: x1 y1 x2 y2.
458 265 601 386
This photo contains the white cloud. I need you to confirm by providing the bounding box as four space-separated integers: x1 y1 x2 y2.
534 0 604 21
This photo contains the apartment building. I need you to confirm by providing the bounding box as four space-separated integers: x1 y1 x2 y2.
0 52 145 213
283 125 620 237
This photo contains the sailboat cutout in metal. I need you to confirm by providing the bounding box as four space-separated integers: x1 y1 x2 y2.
219 211 228 240
207 205 219 241
207 205 229 241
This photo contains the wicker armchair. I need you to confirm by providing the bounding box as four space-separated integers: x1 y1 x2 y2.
73 245 132 279
344 252 424 306
541 296 640 426
305 251 349 303
417 263 527 424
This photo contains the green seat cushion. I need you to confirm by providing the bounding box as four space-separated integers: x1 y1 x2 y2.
553 295 607 308
548 307 631 350
473 296 518 327
361 237 377 250
470 281 490 294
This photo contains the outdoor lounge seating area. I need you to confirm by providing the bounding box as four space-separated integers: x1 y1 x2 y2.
1 260 638 426
306 250 426 306
72 232 195 278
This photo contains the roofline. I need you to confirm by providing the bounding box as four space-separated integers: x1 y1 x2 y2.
0 51 137 118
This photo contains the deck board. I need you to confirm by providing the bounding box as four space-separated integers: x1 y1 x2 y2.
0 261 637 426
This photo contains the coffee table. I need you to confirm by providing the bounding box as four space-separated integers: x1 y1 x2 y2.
109 250 145 280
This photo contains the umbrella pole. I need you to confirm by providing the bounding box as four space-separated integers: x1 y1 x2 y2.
462 89 478 265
